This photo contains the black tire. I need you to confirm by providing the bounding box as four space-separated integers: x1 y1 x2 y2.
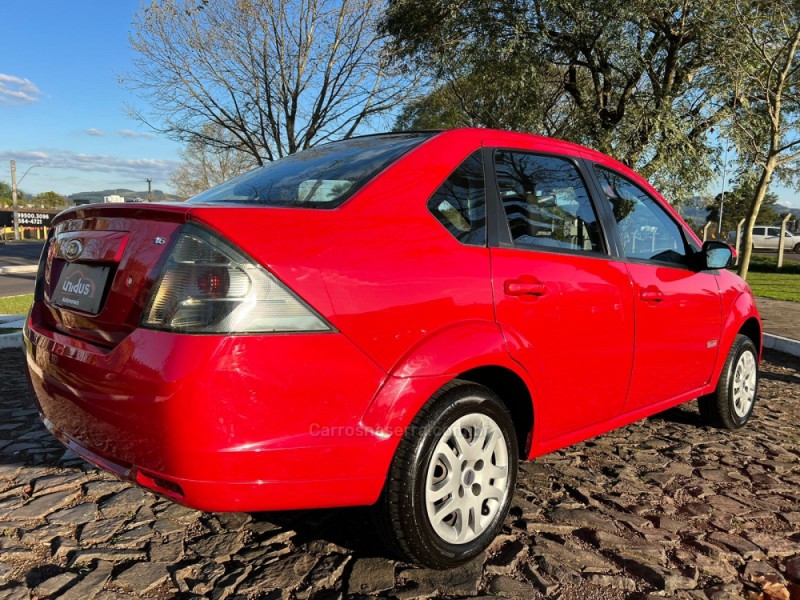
372 381 518 568
793 243 800 254
698 335 759 429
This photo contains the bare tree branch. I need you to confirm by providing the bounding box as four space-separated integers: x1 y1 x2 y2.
125 0 422 163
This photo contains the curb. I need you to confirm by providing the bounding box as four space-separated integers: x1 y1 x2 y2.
0 332 22 349
0 264 38 275
763 333 800 358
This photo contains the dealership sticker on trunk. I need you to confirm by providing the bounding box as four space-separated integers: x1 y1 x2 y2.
52 263 110 314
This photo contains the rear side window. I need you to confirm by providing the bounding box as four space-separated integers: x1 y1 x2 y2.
427 151 486 246
495 151 604 254
595 167 689 266
187 133 433 209
753 227 765 235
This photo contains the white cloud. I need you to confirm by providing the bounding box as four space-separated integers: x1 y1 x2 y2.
85 128 104 137
0 73 42 104
0 149 178 181
119 129 157 139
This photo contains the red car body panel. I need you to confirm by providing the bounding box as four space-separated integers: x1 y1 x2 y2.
491 248 635 440
622 263 723 411
24 128 762 512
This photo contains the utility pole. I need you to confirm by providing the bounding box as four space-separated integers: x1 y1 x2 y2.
10 160 18 240
10 161 44 240
146 178 153 202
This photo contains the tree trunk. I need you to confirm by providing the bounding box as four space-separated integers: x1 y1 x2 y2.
737 160 775 280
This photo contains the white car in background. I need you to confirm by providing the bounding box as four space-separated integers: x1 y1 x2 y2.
728 226 800 253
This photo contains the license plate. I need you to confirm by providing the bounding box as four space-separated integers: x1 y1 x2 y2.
51 263 111 315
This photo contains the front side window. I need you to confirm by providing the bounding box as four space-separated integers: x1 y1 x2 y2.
187 133 433 209
494 151 604 253
768 228 781 237
595 167 688 266
427 151 486 245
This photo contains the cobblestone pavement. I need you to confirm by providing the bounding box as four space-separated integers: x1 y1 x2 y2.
1 348 798 600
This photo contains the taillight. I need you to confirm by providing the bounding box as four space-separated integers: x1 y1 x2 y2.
141 224 332 334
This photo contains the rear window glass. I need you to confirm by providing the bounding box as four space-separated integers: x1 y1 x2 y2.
187 133 433 209
428 150 486 246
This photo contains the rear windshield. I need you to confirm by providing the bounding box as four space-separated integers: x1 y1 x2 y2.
186 133 433 209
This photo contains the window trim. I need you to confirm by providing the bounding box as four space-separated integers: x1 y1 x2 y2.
590 164 697 271
486 148 613 259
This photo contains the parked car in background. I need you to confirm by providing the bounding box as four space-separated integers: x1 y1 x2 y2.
728 226 800 253
25 129 761 567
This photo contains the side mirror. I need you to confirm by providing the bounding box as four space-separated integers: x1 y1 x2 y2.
701 240 734 270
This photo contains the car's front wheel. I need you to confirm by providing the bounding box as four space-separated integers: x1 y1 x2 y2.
699 334 759 429
373 382 518 568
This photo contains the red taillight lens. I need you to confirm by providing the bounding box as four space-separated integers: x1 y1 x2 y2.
141 224 331 334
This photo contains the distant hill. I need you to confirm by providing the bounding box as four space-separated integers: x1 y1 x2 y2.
67 189 183 204
677 197 799 225
774 203 800 219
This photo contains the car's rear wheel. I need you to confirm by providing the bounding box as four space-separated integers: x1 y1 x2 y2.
698 334 758 429
793 242 800 254
373 382 518 568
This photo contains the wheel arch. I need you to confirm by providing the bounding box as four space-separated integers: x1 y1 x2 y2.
455 366 534 458
710 290 763 391
738 317 762 358
360 321 539 470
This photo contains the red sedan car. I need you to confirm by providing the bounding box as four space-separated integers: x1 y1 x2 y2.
25 129 761 567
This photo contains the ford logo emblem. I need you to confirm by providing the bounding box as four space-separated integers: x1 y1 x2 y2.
64 239 83 261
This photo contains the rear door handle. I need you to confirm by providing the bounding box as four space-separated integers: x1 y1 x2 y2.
639 287 665 303
504 278 548 297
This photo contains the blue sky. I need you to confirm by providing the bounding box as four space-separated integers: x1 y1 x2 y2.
0 0 797 208
0 0 180 196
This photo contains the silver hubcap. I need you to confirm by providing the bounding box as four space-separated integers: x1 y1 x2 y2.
424 412 510 544
732 350 757 418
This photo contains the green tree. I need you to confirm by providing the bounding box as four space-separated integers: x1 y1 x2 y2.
0 181 27 209
33 191 68 210
718 0 800 279
383 0 731 202
706 180 780 234
0 181 13 209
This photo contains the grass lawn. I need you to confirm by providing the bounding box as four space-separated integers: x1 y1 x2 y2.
0 294 33 316
746 272 800 302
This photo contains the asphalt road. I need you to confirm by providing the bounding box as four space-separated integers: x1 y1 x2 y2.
0 241 43 299
0 241 45 266
0 272 36 298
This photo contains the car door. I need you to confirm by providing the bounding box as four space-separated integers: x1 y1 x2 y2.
592 166 723 411
752 227 765 248
488 147 635 442
766 227 782 249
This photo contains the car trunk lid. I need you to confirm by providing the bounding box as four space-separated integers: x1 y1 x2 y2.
34 204 191 347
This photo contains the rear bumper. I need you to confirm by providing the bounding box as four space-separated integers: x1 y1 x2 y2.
24 320 393 512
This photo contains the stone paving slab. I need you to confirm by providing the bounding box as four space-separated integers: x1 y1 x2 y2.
0 348 798 599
